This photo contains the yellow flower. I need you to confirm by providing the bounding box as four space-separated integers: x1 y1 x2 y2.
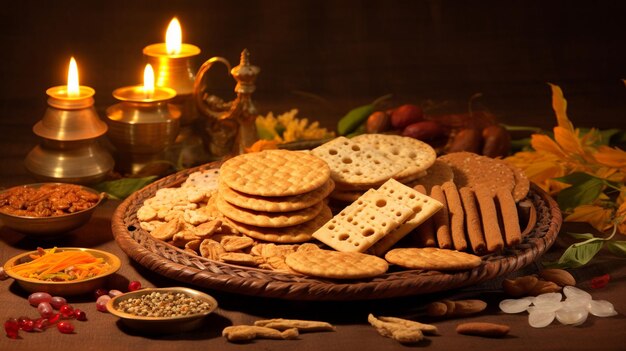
505 151 569 195
594 145 626 170
565 204 614 233
245 139 279 153
616 201 626 235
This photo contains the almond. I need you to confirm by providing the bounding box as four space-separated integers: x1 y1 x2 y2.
539 268 576 287
528 280 562 296
502 275 539 297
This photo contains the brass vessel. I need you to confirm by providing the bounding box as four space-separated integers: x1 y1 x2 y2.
194 49 260 159
25 86 114 184
106 86 181 175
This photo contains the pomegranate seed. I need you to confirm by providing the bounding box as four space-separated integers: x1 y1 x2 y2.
50 296 67 309
59 304 74 318
128 281 142 292
37 302 54 318
96 295 111 312
74 309 87 321
28 292 52 306
94 288 109 299
57 321 74 334
48 313 61 324
4 318 19 339
20 319 35 332
33 318 49 332
108 289 123 298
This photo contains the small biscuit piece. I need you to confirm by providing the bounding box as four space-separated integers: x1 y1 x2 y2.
216 195 323 228
368 314 436 344
312 189 413 253
368 179 443 256
442 182 467 252
183 169 220 191
497 188 522 247
150 218 182 241
456 322 510 338
254 319 336 332
137 205 157 222
222 325 299 342
220 235 255 252
193 219 222 237
199 239 225 260
459 187 487 255
285 249 388 279
475 187 504 253
311 136 404 188
220 252 263 266
385 247 482 271
220 149 330 196
430 185 452 249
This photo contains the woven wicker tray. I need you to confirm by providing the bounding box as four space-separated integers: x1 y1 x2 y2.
111 162 562 301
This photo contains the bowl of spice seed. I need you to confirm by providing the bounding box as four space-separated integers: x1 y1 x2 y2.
106 287 218 333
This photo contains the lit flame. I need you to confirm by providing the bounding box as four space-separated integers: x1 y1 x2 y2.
165 17 182 55
143 64 155 98
67 57 80 97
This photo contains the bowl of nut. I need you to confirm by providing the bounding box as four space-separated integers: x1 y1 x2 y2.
106 287 218 333
0 183 106 236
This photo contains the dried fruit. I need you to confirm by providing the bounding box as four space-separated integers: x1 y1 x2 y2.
528 280 562 296
447 128 482 153
502 275 539 297
425 299 486 317
591 274 610 289
481 124 511 158
539 268 576 287
456 322 510 337
365 111 391 133
401 121 445 141
391 104 424 129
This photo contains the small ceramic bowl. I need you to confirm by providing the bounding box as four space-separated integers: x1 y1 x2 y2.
0 183 106 236
106 287 218 333
3 247 121 296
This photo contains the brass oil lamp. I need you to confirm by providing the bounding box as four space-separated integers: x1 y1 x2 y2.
25 57 114 184
105 64 180 175
143 17 206 167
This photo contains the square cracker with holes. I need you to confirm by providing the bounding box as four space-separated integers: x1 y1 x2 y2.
368 179 443 256
312 189 413 252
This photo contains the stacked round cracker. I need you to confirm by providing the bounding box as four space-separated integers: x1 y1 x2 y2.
311 134 437 202
216 149 335 243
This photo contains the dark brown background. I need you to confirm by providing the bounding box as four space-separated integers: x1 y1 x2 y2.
1 0 625 129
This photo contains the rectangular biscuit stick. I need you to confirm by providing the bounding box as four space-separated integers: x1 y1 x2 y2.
496 189 522 246
430 185 452 249
442 182 467 251
459 187 486 255
412 185 436 247
475 187 504 253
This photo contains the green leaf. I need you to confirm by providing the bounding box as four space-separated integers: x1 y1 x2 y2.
553 172 597 185
337 104 374 136
256 125 275 140
606 241 626 257
93 176 158 200
565 232 596 240
556 177 604 210
543 238 605 269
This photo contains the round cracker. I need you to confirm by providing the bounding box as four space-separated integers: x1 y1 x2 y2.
438 152 515 198
501 161 530 202
408 160 454 192
352 134 437 179
285 249 389 279
220 149 330 196
227 204 333 243
385 247 482 271
215 194 323 228
219 179 335 212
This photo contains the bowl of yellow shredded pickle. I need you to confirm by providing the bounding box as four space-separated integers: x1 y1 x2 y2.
3 247 121 295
